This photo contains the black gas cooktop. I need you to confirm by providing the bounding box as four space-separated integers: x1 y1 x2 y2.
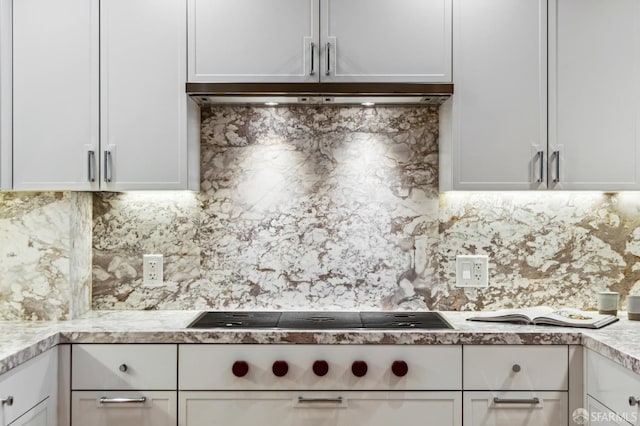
187 311 454 330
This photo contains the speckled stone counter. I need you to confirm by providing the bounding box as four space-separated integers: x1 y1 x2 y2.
1 310 640 377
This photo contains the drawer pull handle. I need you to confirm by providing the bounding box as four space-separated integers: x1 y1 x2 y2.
298 397 343 404
1 396 13 406
99 397 147 404
512 364 521 373
630 396 640 406
119 364 128 372
493 397 540 405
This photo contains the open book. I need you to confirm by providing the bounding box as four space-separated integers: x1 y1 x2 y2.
467 306 619 329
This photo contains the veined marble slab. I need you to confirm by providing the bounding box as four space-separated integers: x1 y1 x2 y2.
6 310 640 377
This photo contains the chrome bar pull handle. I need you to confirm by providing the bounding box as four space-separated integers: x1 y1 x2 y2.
553 150 560 183
298 396 343 404
310 42 316 76
104 150 112 183
630 396 640 406
88 150 96 182
99 397 146 404
493 397 540 405
326 42 331 76
1 396 13 406
537 151 544 183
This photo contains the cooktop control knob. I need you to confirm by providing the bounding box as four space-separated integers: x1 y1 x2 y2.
272 360 289 377
351 361 368 377
391 360 408 377
312 360 329 376
232 361 249 377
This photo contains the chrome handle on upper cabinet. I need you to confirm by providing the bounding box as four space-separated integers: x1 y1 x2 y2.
1 396 13 406
99 397 146 404
104 150 112 183
310 42 316 76
553 150 560 183
88 150 96 182
298 397 343 404
537 151 544 183
325 42 331 76
630 396 640 406
493 397 540 405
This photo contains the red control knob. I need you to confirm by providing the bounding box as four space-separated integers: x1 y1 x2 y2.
351 361 368 377
272 360 289 377
391 360 408 377
232 361 249 377
313 360 329 376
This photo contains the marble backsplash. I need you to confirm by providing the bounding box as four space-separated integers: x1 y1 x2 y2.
90 105 640 312
0 192 92 320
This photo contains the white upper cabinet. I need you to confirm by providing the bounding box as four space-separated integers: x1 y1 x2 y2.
188 0 452 83
440 0 547 190
188 0 319 83
101 0 196 191
12 0 99 191
320 0 451 83
548 0 640 190
0 0 10 190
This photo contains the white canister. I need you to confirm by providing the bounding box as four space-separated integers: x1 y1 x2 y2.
627 295 640 321
597 291 619 316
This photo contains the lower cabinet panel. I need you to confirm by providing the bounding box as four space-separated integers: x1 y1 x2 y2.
9 398 50 426
463 391 567 426
71 391 176 426
179 391 461 426
587 396 633 426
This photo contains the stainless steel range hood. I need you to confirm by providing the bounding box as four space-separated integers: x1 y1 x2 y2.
186 82 453 106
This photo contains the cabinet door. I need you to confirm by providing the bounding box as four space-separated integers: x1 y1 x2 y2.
101 0 191 190
549 0 640 190
8 398 51 426
0 0 11 189
463 392 567 426
71 391 176 426
188 0 319 83
179 391 461 426
587 396 631 426
320 0 451 83
440 0 547 190
12 0 99 190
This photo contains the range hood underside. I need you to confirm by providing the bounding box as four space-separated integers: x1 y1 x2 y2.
187 82 453 106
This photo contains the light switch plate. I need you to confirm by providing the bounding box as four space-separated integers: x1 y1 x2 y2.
455 255 489 287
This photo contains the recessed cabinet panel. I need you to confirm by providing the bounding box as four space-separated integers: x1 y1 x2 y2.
549 0 640 190
71 391 176 426
101 0 190 190
441 0 547 190
463 391 567 426
188 0 319 83
179 391 461 426
12 0 99 190
320 0 451 83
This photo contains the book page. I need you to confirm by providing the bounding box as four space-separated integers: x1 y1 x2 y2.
468 306 553 322
534 308 613 326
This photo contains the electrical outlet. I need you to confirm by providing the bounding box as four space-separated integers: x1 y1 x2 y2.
455 255 489 287
143 254 163 286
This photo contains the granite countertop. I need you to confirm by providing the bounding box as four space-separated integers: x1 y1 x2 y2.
1 310 639 376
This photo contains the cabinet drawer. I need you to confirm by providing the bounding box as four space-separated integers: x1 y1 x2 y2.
179 345 461 391
72 344 177 390
586 349 640 425
463 345 568 390
72 390 176 426
463 391 567 426
0 348 57 425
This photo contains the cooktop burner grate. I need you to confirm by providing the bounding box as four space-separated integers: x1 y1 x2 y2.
187 311 453 330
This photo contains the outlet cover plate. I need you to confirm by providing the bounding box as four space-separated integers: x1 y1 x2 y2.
455 255 489 287
143 254 163 286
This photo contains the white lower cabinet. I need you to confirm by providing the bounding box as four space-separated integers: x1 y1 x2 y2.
178 391 461 426
71 391 176 426
587 396 630 426
463 391 567 426
0 348 57 426
586 349 640 425
462 345 569 426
